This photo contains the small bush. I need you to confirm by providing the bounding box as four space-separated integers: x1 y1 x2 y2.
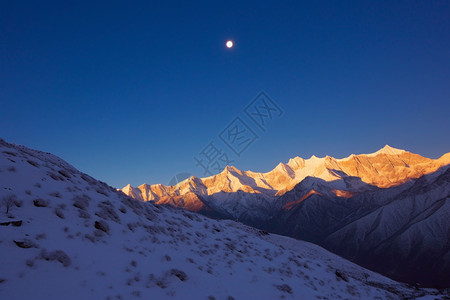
1 195 17 213
33 199 49 207
54 208 65 219
27 160 39 167
121 197 144 216
78 210 91 219
156 280 167 289
335 270 349 282
49 192 62 198
15 199 23 207
81 174 95 185
274 284 293 294
94 220 110 234
95 201 120 223
94 229 105 237
170 269 187 282
96 187 109 196
84 233 98 243
73 195 90 210
48 172 64 181
7 166 16 172
39 249 71 267
25 259 35 267
3 151 17 156
58 170 71 179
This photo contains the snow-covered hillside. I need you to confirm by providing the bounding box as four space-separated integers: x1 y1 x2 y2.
269 166 450 287
0 139 446 299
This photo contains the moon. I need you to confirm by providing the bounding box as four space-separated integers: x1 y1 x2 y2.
226 40 233 48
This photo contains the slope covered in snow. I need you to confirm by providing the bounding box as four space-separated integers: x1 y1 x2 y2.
2 139 446 299
267 165 450 287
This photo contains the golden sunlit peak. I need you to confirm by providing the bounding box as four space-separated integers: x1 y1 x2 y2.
368 145 406 157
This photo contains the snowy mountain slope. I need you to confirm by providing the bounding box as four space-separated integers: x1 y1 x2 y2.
323 166 450 287
264 165 450 287
2 139 445 299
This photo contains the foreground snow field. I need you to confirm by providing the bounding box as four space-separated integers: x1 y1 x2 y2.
0 139 447 299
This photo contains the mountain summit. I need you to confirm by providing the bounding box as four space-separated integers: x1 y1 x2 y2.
367 144 406 156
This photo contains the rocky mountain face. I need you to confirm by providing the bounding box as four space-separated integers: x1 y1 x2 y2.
4 139 446 299
267 166 450 287
122 145 450 287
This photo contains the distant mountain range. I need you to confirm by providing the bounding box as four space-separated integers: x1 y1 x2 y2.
122 145 450 287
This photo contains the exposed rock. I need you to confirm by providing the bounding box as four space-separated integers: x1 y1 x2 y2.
14 239 36 249
0 220 22 227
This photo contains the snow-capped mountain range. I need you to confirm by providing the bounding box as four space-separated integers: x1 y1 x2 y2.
122 145 450 287
3 139 447 299
123 145 450 209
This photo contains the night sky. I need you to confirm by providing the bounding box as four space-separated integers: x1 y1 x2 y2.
1 1 449 188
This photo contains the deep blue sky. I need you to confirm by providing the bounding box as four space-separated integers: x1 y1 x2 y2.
1 1 449 188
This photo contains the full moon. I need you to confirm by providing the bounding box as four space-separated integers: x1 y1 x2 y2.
226 40 233 48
